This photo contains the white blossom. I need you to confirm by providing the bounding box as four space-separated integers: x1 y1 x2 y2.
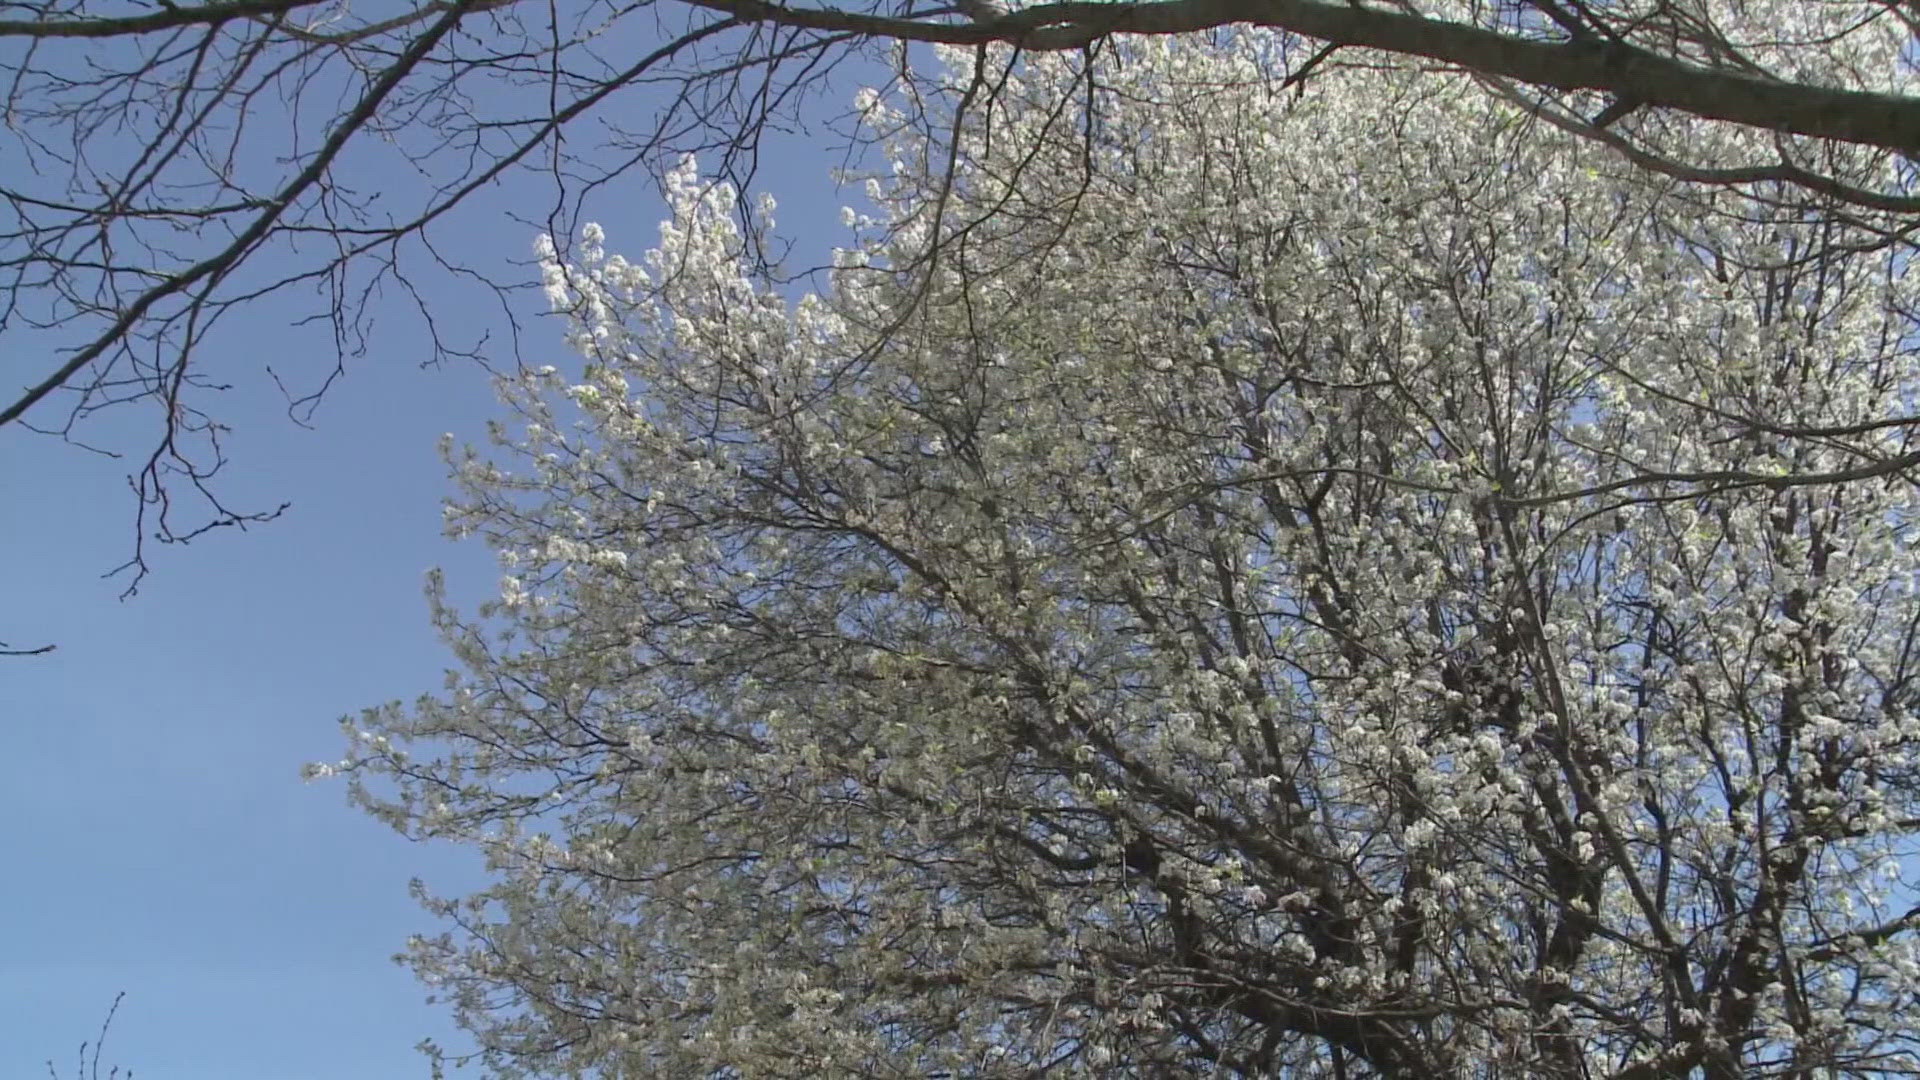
327 33 1920 1080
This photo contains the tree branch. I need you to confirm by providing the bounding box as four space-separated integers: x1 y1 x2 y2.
0 0 475 431
684 0 1920 151
0 0 327 38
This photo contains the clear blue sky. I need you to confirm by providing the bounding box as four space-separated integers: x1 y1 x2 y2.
0 60 859 1078
2 344 500 1079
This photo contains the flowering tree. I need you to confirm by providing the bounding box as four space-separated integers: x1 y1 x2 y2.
327 38 1920 1078
5 0 1917 591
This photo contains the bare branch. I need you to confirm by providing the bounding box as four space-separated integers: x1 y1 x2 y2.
685 0 1920 151
0 0 326 38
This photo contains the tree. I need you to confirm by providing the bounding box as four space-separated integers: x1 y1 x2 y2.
322 37 1920 1078
4 0 1918 588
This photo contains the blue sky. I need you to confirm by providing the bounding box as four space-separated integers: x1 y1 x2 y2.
0 54 863 1077
2 324 502 1078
